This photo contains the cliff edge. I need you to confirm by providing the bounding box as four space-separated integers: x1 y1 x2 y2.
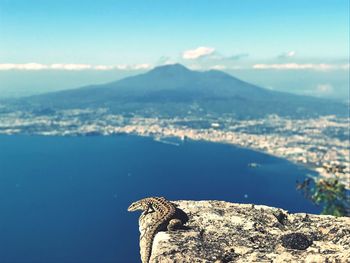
138 200 349 263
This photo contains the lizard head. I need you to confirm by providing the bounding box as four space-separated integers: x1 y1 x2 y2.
127 199 148 212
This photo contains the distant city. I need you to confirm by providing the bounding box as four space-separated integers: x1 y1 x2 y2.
0 107 348 187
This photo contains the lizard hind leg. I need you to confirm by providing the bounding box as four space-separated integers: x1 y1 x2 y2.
167 219 183 231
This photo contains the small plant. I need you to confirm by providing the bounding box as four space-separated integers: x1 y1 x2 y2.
297 176 350 217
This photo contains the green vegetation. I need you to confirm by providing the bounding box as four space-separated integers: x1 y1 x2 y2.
297 176 350 217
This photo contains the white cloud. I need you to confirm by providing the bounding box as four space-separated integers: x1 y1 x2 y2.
252 63 349 71
50 64 92 70
131 63 152 70
182 46 215 60
210 65 226 70
0 63 153 71
286 51 296 57
187 64 202 70
278 51 296 58
341 64 350 70
93 65 115 70
316 84 333 94
0 63 48 70
115 64 128 70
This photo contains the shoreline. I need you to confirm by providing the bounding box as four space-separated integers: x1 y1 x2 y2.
0 113 349 188
0 131 344 188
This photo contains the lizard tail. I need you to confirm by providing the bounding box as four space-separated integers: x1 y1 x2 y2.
140 222 164 263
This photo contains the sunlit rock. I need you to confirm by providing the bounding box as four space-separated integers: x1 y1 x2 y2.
136 200 350 262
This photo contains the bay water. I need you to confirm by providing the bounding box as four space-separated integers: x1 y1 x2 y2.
0 135 320 263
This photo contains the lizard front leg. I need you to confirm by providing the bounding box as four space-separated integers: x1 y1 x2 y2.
140 204 155 222
144 204 155 215
167 219 183 231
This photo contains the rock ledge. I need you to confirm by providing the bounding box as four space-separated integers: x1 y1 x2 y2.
146 200 350 263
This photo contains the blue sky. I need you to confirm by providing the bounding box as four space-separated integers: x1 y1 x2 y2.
0 0 349 99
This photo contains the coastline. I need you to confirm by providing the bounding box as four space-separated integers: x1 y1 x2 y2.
0 113 349 188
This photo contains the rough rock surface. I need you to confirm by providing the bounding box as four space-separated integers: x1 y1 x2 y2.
138 200 350 263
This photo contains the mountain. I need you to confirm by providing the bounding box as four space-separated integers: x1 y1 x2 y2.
12 64 348 119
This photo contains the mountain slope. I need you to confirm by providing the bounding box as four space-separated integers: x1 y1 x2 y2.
14 64 347 119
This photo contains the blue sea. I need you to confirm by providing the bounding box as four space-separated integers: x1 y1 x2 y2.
0 135 320 263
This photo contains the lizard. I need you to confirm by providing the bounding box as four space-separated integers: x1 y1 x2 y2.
127 197 183 263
